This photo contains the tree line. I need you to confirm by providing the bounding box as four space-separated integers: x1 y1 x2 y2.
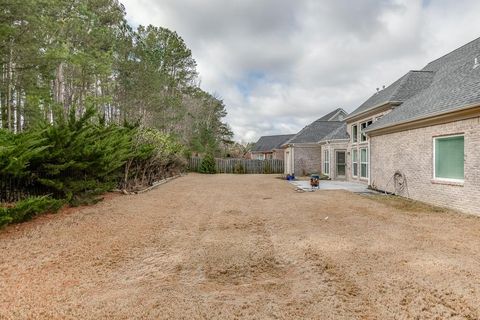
0 0 233 154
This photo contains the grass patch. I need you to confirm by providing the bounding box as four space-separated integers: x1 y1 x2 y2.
365 194 448 213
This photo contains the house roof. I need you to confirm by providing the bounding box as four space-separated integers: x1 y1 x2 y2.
320 123 349 141
346 70 435 120
368 36 480 131
284 120 345 144
252 134 295 152
318 108 348 121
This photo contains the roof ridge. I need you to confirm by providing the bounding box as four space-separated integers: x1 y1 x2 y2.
422 36 480 69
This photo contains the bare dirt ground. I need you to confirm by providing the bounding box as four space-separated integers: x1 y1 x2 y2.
1 174 480 319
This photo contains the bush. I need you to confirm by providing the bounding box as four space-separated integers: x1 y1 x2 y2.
234 162 245 174
199 153 216 174
0 196 64 228
263 161 272 174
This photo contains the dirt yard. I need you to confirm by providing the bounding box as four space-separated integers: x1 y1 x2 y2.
1 174 480 319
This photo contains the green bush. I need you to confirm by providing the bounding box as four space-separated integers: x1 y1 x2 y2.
199 153 216 174
234 162 245 174
263 161 272 174
0 196 64 228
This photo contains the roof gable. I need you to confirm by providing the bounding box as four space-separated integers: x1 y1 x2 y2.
252 134 295 152
285 120 345 144
318 108 348 121
368 36 480 131
347 70 434 119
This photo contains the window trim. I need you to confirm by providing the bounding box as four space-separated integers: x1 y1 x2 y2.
352 125 358 143
432 134 465 183
323 149 330 176
352 149 358 178
360 120 373 142
360 147 368 179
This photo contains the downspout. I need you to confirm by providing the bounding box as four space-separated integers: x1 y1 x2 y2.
368 138 371 186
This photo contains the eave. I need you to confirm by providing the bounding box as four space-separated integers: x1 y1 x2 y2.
345 101 401 123
367 103 480 137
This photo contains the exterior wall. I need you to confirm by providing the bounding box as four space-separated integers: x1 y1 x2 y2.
346 109 393 184
272 148 285 160
320 141 349 179
293 144 322 176
370 117 480 215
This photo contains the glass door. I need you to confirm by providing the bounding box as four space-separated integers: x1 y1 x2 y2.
336 151 346 178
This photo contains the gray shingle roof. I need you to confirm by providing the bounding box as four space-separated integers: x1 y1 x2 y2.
320 123 349 141
368 36 480 131
347 70 435 119
318 108 348 121
285 121 345 144
252 134 295 152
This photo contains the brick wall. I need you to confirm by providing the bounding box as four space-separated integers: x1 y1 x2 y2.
293 145 322 176
370 117 480 215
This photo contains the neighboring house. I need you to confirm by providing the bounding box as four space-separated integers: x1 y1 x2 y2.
251 134 295 160
283 108 348 176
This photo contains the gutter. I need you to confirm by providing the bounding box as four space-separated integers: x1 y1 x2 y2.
344 101 402 122
366 102 480 134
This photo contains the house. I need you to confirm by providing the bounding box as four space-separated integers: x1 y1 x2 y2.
283 108 348 176
366 37 480 214
318 123 349 180
321 37 480 214
341 70 435 184
251 134 295 160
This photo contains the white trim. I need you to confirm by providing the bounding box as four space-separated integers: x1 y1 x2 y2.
351 149 358 178
360 147 369 179
367 140 371 185
323 148 330 176
432 134 465 183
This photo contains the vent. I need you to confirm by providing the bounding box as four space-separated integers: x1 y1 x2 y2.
474 57 479 69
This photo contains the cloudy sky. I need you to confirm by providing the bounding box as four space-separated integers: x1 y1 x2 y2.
121 0 480 142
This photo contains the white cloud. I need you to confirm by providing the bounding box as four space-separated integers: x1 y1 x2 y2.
120 0 480 141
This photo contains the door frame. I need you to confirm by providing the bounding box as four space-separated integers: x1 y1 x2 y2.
335 150 347 179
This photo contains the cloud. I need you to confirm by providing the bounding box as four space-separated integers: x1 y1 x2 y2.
121 0 480 142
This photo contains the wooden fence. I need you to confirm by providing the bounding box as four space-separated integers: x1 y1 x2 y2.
188 157 284 174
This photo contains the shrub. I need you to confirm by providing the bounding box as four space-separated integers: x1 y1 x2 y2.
234 162 245 174
199 153 216 174
0 196 64 228
263 161 272 174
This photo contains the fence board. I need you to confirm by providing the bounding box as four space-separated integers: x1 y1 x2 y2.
188 157 284 174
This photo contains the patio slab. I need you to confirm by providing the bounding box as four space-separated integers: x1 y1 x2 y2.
289 179 376 193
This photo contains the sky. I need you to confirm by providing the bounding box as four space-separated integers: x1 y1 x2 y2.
120 0 480 142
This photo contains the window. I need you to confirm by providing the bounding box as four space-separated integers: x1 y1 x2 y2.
352 125 358 143
323 149 330 175
360 120 373 142
360 148 368 178
434 135 464 181
352 149 358 177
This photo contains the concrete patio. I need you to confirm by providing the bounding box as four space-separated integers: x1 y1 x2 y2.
289 179 376 193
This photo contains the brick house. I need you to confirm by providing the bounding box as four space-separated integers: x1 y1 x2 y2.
318 123 349 180
251 134 295 160
320 37 480 215
283 108 348 176
341 70 435 184
366 38 480 215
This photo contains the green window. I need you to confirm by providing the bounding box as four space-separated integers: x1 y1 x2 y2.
434 135 464 180
360 148 368 178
